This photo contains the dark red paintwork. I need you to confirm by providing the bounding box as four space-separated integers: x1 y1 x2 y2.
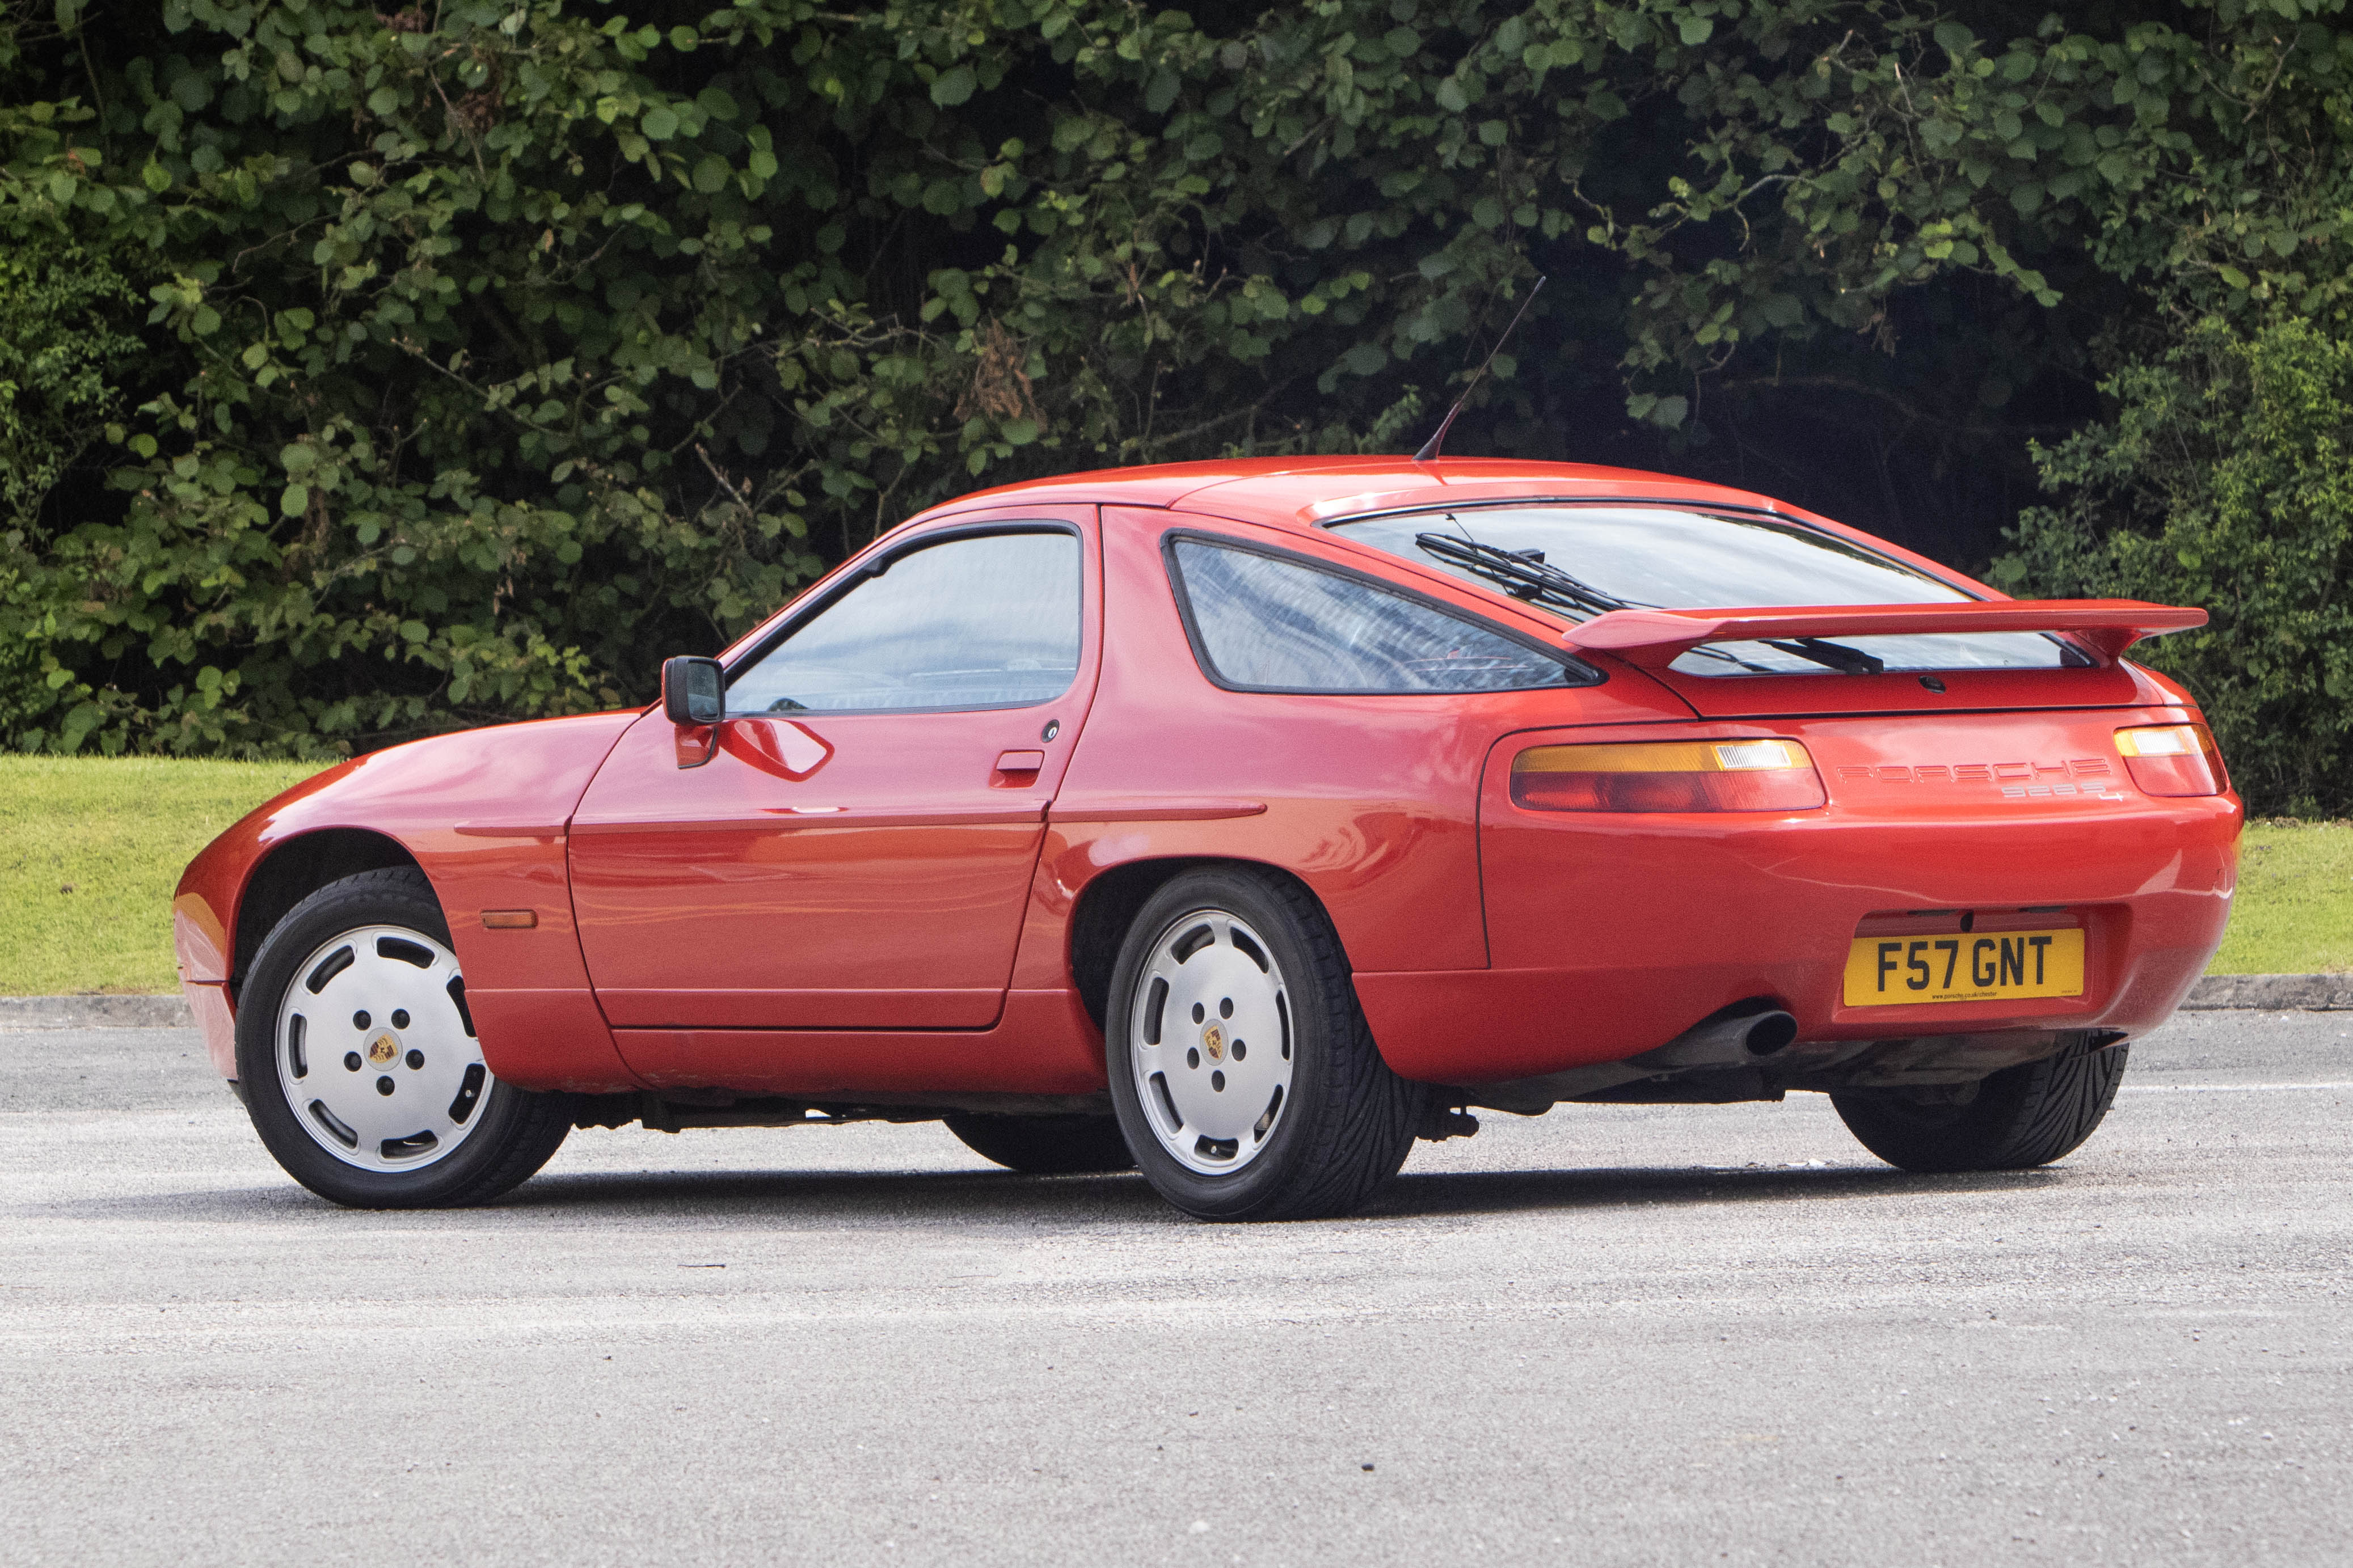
174 458 2241 1101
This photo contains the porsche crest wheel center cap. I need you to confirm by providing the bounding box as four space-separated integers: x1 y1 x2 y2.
1200 1023 1225 1062
366 1034 399 1067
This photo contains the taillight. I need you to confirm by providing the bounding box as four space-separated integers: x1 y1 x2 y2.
2114 722 2228 797
1512 738 1827 813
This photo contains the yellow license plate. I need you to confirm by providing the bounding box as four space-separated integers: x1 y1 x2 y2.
1842 928 2084 1007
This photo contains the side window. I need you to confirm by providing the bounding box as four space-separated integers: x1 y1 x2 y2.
1169 537 1578 694
727 530 1081 714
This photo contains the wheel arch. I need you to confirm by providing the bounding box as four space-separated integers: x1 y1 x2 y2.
231 829 426 1000
1066 855 1338 1029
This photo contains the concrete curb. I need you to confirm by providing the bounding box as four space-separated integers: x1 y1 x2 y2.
5 973 2348 1029
0 995 196 1030
2179 973 2353 1012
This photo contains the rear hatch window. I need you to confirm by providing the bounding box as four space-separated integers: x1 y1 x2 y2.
1330 505 2088 679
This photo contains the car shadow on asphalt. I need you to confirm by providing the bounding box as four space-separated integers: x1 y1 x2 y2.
1367 1163 2062 1218
499 1159 2061 1222
62 1159 2063 1226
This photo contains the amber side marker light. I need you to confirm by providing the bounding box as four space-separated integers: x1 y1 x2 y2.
2114 723 2228 797
1512 739 1827 813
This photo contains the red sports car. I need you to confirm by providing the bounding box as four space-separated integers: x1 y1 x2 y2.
174 458 2240 1220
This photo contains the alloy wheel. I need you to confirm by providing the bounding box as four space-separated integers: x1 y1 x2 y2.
1126 908 1295 1176
273 924 490 1173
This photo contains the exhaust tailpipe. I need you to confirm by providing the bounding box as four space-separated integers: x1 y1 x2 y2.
1638 1005 1798 1070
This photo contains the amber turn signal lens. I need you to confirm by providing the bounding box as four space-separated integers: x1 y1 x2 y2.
1511 738 1827 813
2114 722 2228 797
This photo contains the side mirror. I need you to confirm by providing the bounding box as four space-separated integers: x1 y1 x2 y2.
661 656 725 725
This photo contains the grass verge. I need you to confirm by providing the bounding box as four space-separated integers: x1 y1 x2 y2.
2 760 2346 994
2206 819 2353 976
2 756 329 995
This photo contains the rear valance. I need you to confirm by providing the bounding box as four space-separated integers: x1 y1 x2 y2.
1562 600 2206 668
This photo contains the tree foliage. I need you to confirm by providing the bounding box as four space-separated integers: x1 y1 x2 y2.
2004 316 2353 815
0 0 2346 811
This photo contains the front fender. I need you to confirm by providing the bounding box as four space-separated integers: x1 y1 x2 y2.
174 710 646 1092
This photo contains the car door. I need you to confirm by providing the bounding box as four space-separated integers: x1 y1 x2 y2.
568 513 1099 1030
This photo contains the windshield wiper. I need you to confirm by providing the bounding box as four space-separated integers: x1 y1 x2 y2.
1676 643 1789 675
1759 637 1886 676
1413 531 1630 621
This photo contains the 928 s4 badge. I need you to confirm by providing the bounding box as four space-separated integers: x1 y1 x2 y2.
1834 758 2128 801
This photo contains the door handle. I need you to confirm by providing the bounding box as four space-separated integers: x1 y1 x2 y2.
993 749 1045 783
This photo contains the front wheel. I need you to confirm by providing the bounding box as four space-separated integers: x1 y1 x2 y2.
234 868 572 1208
1105 868 1425 1222
1831 1034 2129 1173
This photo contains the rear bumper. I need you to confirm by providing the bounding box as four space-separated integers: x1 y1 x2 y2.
1363 743 2238 1085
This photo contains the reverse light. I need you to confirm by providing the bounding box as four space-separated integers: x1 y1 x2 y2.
1512 738 1827 813
2114 723 2228 797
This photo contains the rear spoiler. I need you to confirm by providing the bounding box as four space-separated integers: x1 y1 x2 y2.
1562 599 2207 669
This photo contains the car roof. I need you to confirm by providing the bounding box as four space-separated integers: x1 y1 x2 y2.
909 457 1803 536
722 455 1996 666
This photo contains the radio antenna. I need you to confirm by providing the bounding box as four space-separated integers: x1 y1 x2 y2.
1411 274 1546 464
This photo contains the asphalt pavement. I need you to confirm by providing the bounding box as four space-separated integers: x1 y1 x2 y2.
2 1011 2347 1567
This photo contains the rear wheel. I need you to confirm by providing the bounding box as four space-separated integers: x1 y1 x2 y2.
943 1113 1135 1174
1832 1035 2129 1173
1105 867 1425 1221
234 868 572 1208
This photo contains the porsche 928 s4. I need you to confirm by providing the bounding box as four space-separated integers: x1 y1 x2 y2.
173 458 2238 1220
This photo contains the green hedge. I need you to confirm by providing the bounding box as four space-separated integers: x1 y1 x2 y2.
3 2 2350 812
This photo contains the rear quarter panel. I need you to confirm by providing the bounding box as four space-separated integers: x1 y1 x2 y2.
1032 509 1701 1053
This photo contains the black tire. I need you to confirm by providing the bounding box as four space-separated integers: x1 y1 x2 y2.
1831 1035 2130 1173
234 867 572 1208
1104 867 1426 1222
942 1112 1136 1174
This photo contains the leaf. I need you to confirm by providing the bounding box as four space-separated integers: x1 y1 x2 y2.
1677 16 1713 47
640 105 680 141
931 65 977 108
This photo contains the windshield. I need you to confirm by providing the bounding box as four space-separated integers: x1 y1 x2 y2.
1330 505 2081 675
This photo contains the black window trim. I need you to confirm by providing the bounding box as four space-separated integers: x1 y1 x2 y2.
1161 527 1604 697
721 519 1086 719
